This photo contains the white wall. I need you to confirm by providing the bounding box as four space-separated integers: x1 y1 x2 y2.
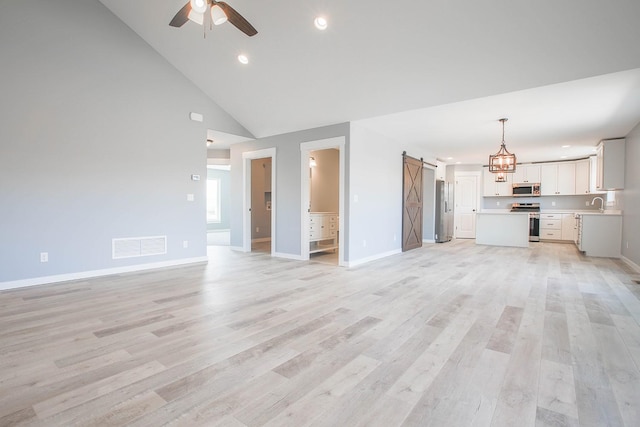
0 0 252 285
622 121 640 267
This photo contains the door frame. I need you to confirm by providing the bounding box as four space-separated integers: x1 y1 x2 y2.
242 148 276 254
300 137 346 266
453 170 481 238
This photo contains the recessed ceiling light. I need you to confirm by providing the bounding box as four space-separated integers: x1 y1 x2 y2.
314 16 328 30
237 54 249 65
560 155 568 159
446 157 453 160
456 161 462 164
562 145 571 148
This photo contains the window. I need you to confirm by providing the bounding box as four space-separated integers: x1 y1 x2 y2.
207 178 221 223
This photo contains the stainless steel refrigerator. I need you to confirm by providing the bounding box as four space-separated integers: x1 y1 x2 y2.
435 180 453 243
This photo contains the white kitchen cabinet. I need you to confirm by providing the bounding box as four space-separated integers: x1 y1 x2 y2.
561 213 577 242
540 213 562 240
541 162 575 195
309 212 338 254
596 138 625 190
512 164 541 184
576 214 622 257
483 167 512 197
575 159 590 195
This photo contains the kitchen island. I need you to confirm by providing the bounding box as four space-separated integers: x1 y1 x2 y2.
476 212 529 248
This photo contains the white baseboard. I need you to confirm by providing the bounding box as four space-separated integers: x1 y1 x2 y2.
621 255 640 274
0 256 209 291
273 252 305 261
230 246 246 252
422 239 436 244
346 249 402 268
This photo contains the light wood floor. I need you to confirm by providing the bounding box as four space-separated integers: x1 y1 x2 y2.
1 240 640 426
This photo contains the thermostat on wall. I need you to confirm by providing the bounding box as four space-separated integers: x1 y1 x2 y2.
191 174 200 181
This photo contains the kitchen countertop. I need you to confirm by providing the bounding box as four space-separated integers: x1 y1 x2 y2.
480 209 622 216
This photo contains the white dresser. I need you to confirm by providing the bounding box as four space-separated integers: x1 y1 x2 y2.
309 212 338 254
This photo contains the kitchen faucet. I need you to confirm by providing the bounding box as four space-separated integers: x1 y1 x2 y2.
591 196 605 212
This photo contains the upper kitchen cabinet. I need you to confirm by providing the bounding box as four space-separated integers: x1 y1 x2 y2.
483 167 512 196
540 162 575 195
596 138 625 190
512 164 541 184
575 159 590 194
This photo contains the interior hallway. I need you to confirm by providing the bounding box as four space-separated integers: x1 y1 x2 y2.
1 241 639 426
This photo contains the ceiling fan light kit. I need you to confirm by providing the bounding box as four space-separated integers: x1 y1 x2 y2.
488 118 517 175
170 0 258 37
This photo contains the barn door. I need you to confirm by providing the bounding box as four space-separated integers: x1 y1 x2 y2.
402 152 423 252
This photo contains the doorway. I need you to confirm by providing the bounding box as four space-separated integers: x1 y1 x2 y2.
206 164 231 246
300 137 345 266
250 158 272 253
454 171 481 239
242 148 276 254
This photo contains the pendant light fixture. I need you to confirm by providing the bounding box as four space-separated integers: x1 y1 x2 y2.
489 118 516 176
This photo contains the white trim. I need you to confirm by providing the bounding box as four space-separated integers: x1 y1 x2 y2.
621 255 640 274
422 239 436 244
300 137 346 267
346 249 402 268
273 252 306 261
0 257 209 291
242 148 277 254
230 246 244 252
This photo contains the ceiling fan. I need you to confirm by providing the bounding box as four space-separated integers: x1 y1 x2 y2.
169 0 257 37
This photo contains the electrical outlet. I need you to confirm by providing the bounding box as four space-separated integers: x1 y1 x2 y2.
256 226 260 233
183 240 188 249
552 201 556 207
585 201 590 206
627 241 630 249
363 240 367 247
393 233 397 242
496 201 500 206
354 195 359 203
40 252 48 263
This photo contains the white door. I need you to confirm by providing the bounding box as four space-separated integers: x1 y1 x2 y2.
455 175 478 239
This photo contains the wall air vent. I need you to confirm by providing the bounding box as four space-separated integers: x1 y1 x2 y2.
112 236 167 259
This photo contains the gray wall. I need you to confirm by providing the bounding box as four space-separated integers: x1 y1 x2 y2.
423 168 436 241
622 121 640 266
0 0 251 283
310 149 339 213
206 168 231 231
230 123 350 256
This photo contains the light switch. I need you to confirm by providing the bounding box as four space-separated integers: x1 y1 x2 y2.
187 193 195 202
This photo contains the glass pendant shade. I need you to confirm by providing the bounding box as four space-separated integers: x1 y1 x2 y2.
211 5 228 25
190 0 208 14
495 172 507 182
188 10 204 25
489 118 516 174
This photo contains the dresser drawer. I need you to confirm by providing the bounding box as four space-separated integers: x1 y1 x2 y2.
541 229 562 239
540 219 561 230
540 213 562 220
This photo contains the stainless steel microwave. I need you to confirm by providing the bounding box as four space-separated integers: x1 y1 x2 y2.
512 183 541 197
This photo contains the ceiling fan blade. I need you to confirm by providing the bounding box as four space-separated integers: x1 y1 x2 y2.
217 2 258 36
169 1 191 27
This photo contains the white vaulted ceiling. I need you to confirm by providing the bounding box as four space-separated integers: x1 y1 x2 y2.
98 0 640 163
